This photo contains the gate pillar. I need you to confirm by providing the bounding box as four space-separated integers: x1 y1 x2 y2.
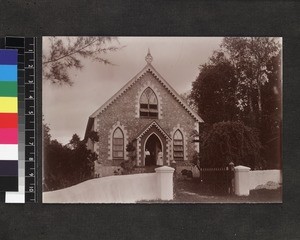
155 166 175 200
234 165 251 196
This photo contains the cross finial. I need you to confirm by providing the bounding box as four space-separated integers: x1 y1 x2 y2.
145 48 153 64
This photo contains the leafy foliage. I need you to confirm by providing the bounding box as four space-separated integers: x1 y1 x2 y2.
180 90 197 112
126 141 136 154
88 131 99 142
260 53 282 169
191 37 281 127
200 121 264 169
120 142 136 174
68 134 81 149
190 57 238 123
43 37 121 85
221 37 280 126
43 125 98 191
190 37 281 169
191 150 201 171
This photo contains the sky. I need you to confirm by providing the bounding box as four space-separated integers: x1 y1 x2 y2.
43 37 223 144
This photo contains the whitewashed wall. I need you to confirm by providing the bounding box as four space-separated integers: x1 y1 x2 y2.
234 166 282 196
43 166 174 203
43 173 157 203
249 170 282 190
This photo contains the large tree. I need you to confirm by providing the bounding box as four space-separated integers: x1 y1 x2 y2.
260 53 282 168
199 121 264 169
221 37 280 126
42 37 120 85
190 37 281 169
190 52 238 123
191 37 281 126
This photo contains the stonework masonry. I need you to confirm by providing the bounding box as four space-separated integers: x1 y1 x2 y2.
92 70 199 167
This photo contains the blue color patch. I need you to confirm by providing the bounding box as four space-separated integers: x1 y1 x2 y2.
0 50 18 65
0 65 17 81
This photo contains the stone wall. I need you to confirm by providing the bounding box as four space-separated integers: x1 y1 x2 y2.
94 161 122 177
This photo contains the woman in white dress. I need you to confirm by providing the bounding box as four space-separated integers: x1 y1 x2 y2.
157 150 163 166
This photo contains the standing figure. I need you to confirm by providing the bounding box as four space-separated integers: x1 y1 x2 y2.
157 150 163 166
145 149 150 166
228 162 235 195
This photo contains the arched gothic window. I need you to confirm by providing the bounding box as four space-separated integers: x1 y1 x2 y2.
139 87 158 118
113 128 124 159
173 130 184 160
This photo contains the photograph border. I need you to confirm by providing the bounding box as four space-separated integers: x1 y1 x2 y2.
0 0 299 239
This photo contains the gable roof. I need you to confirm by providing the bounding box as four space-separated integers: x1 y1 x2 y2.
135 121 171 140
84 117 94 141
89 61 203 123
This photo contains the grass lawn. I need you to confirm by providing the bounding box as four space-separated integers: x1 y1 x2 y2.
174 178 282 203
139 178 282 203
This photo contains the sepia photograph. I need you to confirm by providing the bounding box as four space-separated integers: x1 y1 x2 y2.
42 36 282 203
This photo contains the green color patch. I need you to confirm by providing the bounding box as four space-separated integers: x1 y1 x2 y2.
0 81 17 97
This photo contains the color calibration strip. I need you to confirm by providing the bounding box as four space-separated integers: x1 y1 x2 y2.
0 50 19 193
3 37 37 203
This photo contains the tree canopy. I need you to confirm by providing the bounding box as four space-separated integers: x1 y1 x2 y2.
42 37 121 86
190 54 238 123
190 37 281 169
199 121 264 169
191 37 281 127
43 125 98 191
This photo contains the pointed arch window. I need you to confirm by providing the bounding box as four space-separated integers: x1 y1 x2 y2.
173 130 184 160
113 128 124 159
140 87 158 118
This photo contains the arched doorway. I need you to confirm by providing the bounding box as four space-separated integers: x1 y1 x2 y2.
145 133 162 166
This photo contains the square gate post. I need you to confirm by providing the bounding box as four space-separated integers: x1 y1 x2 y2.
155 166 175 200
234 165 251 196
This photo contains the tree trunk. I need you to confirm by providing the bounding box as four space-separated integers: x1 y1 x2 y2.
247 87 256 127
256 73 262 126
248 89 253 113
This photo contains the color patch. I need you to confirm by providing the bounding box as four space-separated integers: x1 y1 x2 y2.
0 144 18 160
0 176 18 191
0 128 18 144
0 65 17 81
0 49 18 193
0 113 18 128
0 161 18 176
0 97 17 112
0 81 17 96
0 50 18 65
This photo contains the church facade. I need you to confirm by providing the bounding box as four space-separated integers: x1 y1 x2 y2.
84 51 203 177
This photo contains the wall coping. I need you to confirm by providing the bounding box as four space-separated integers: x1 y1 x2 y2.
155 166 175 173
234 165 251 172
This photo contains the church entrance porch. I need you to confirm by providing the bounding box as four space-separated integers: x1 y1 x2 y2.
145 133 162 166
135 121 172 168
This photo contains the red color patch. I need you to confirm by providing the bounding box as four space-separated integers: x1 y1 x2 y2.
0 113 18 128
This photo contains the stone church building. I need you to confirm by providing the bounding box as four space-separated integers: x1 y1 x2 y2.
84 50 203 177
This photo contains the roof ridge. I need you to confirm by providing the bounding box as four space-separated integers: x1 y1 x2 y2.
89 63 203 122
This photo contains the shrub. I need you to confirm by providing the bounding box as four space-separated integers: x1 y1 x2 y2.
120 142 136 174
200 121 264 169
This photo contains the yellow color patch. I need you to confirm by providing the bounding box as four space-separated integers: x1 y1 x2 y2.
0 97 17 113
